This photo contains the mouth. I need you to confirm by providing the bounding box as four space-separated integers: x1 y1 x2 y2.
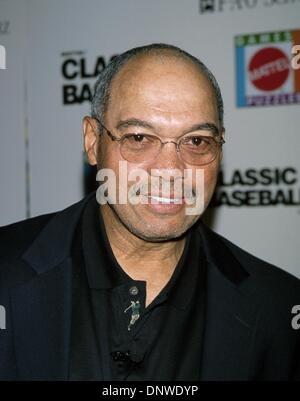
147 195 184 204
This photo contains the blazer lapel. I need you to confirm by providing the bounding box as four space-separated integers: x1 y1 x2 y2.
10 192 95 380
200 262 260 380
10 258 72 380
198 223 261 380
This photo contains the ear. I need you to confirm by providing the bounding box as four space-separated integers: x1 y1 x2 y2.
221 127 225 141
83 116 100 166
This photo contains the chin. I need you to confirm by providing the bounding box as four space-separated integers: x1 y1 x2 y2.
110 204 200 242
127 220 195 243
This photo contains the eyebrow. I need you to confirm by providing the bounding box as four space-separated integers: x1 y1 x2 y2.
182 123 219 136
116 119 155 131
116 119 219 136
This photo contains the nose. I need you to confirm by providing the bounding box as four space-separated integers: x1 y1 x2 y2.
151 141 185 171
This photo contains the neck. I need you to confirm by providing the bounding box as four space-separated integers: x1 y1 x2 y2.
100 204 186 284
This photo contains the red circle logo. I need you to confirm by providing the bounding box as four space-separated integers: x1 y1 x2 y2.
248 47 290 91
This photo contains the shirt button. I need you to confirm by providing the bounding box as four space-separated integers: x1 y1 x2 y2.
129 286 139 296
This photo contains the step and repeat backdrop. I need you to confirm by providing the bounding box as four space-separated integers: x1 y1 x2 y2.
0 0 299 277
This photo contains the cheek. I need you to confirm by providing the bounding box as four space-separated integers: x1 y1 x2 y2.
97 141 122 170
200 164 219 197
204 168 217 185
101 158 149 200
120 162 151 188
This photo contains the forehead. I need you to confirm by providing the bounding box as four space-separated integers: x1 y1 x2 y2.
107 54 218 122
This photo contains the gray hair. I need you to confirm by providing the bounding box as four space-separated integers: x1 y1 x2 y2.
91 43 224 128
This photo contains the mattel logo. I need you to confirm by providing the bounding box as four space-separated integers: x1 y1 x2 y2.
248 47 290 91
235 29 300 107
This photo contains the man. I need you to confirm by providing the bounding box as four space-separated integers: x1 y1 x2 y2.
0 43 299 380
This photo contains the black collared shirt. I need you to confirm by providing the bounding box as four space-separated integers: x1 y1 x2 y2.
69 196 207 381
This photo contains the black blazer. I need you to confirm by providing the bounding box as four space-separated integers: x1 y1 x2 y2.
0 192 299 380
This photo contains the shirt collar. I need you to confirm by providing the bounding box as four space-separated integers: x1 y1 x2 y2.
81 195 207 311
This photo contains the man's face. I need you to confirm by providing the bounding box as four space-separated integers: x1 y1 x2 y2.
91 55 223 241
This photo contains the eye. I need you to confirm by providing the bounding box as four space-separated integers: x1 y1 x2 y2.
191 137 204 146
124 133 147 142
122 133 158 151
132 134 146 142
124 133 156 144
184 136 210 146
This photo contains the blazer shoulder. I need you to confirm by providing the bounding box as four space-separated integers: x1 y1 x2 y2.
211 228 300 300
0 213 56 262
198 222 300 300
0 193 94 271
